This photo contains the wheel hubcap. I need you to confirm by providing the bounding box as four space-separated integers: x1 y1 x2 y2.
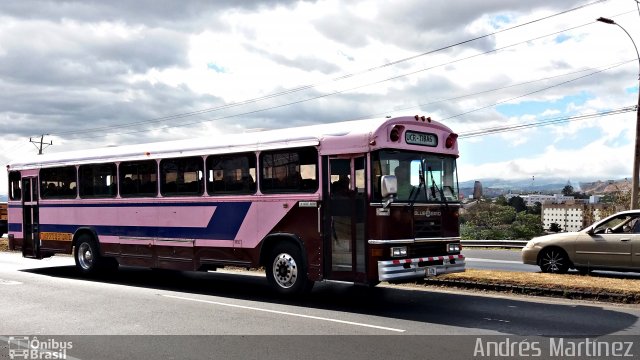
78 243 94 270
542 250 563 272
273 253 297 289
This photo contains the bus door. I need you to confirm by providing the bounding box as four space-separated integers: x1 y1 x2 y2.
21 177 40 258
325 156 366 282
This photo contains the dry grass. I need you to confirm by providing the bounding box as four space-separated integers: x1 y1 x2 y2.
438 269 640 297
0 238 8 252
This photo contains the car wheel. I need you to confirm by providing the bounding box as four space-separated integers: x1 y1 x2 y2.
539 248 570 274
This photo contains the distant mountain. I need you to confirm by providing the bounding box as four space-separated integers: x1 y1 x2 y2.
459 178 629 198
0 195 6 202
459 178 569 197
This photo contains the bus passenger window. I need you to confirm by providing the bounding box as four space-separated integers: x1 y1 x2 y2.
206 153 256 195
79 163 117 198
119 160 158 197
160 156 204 197
260 147 318 193
40 166 78 199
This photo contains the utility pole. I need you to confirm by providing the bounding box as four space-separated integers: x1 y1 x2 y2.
597 17 640 209
29 134 52 155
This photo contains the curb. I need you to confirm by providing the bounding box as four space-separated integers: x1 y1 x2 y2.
422 278 640 304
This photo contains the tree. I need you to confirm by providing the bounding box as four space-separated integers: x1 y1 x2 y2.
461 202 544 240
527 201 542 215
509 212 544 239
549 222 562 233
461 202 515 240
508 196 527 213
562 184 574 196
495 195 508 206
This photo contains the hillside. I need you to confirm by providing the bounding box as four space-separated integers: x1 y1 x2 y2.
460 178 630 198
579 180 631 194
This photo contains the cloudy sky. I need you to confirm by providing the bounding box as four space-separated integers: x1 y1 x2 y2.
1 0 639 195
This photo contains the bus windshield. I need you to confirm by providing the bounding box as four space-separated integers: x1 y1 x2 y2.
372 150 459 203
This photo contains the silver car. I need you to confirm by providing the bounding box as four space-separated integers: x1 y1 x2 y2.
522 210 640 273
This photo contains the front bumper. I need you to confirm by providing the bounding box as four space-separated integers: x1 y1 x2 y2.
377 254 465 281
521 246 540 265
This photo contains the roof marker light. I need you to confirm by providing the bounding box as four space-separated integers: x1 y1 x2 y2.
445 133 458 149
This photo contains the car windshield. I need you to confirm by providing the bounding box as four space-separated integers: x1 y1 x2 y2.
371 150 459 203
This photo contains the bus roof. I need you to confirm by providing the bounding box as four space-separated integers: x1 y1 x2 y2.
7 116 455 170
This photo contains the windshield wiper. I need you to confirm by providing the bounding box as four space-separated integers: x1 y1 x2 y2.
428 166 449 209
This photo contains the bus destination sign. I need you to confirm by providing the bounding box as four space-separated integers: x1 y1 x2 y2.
405 131 437 147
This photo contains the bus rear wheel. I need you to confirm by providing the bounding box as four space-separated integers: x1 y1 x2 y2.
266 243 313 295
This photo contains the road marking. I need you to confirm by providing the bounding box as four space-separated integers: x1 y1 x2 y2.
0 279 22 285
466 258 523 264
483 317 511 323
162 294 405 333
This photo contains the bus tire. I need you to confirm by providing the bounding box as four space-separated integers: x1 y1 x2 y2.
74 234 103 275
266 242 313 295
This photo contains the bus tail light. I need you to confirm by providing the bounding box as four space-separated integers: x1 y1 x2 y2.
445 133 458 149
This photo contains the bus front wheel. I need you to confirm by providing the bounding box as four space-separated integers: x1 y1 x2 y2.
266 243 313 295
74 234 114 274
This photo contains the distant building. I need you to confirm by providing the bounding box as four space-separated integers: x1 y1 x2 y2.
473 181 483 200
542 203 615 232
505 193 576 207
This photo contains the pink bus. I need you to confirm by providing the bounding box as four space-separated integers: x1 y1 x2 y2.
6 115 465 294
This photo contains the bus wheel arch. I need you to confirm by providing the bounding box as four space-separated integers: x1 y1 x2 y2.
260 234 314 295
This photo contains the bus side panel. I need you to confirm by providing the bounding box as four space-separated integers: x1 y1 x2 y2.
258 202 323 281
195 199 322 279
7 202 23 251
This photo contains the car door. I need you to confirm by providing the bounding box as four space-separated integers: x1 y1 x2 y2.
574 213 634 269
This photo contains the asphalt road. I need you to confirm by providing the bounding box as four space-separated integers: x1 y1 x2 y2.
464 248 537 272
464 248 640 278
1 251 639 359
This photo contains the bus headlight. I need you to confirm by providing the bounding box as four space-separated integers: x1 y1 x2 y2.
391 247 407 257
447 243 461 253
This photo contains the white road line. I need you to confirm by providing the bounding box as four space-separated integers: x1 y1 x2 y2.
0 279 22 285
466 258 523 264
162 294 405 333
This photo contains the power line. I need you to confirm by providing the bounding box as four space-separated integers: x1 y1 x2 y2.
62 55 634 141
57 20 636 141
48 0 611 138
459 106 637 138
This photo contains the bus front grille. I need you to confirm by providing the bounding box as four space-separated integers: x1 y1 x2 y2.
414 218 441 238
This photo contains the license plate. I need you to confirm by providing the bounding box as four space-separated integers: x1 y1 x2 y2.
425 267 437 276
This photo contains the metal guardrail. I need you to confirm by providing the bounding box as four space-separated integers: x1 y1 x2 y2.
461 239 528 249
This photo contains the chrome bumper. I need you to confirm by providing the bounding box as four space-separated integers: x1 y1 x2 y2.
377 255 465 281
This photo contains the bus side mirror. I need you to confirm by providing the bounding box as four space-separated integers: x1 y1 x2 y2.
381 175 397 209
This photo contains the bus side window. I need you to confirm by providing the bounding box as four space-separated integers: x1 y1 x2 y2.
119 160 158 197
160 156 204 197
79 163 117 198
206 153 256 196
40 166 77 199
8 171 22 201
260 147 318 193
